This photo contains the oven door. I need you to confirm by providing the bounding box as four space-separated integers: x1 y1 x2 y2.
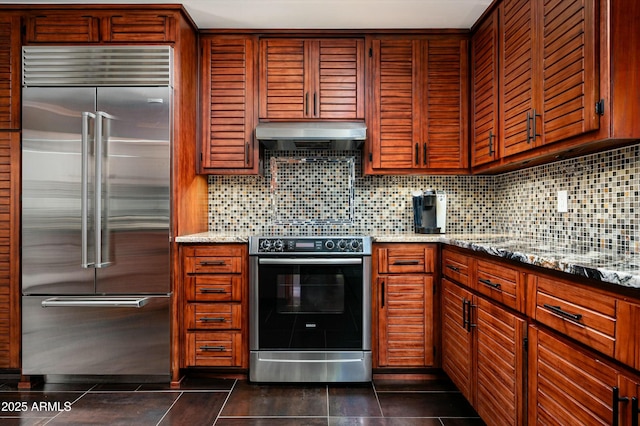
250 257 371 351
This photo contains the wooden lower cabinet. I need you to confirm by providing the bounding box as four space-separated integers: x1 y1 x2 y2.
373 243 436 368
179 244 248 372
442 278 526 425
528 325 640 425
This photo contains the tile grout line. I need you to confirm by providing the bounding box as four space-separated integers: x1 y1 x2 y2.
371 381 385 417
154 391 184 426
42 384 97 425
212 378 237 425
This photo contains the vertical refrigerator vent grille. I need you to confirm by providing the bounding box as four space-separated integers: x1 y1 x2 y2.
22 46 173 87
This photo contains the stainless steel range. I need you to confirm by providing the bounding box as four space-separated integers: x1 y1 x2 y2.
249 236 372 382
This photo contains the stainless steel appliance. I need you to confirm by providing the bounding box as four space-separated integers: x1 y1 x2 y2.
412 189 447 234
249 236 372 382
21 46 172 377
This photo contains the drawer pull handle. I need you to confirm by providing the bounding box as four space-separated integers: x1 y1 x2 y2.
446 264 460 272
393 260 420 265
200 260 226 266
543 304 583 322
200 317 226 323
479 278 501 290
200 345 226 352
200 288 227 294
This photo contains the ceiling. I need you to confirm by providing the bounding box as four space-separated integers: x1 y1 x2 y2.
0 0 493 29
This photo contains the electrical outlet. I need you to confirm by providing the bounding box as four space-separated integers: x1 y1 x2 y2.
557 190 568 213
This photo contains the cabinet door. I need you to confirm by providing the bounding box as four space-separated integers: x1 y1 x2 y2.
618 375 640 426
0 16 20 131
0 132 19 368
501 0 537 157
102 14 176 42
541 0 599 144
367 38 421 171
471 8 499 167
441 278 475 403
423 39 468 170
26 13 100 43
378 275 433 367
475 297 526 426
200 36 258 173
317 39 364 119
528 326 619 425
615 300 640 370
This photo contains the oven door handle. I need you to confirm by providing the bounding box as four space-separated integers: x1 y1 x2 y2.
258 258 363 265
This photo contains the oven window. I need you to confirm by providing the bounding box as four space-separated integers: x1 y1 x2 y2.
258 261 364 350
277 270 344 314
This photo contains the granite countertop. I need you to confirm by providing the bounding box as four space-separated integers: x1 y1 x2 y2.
176 232 640 289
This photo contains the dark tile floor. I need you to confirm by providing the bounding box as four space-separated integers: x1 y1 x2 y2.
0 373 484 425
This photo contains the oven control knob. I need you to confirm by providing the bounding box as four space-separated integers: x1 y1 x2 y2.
273 239 283 251
337 239 348 250
350 239 361 251
324 240 335 250
260 239 272 251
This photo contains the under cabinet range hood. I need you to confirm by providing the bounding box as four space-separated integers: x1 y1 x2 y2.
255 121 366 150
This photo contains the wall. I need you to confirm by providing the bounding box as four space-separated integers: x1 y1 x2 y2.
208 143 640 255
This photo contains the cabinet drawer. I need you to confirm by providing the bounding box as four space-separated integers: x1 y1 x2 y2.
184 275 242 302
104 15 175 42
442 249 470 286
533 276 616 357
183 246 245 274
475 259 523 310
186 331 243 367
377 245 435 274
185 303 242 330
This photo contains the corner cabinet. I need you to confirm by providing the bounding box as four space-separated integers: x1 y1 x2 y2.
199 35 259 174
259 38 365 120
179 244 248 371
372 243 436 368
472 0 640 173
365 36 469 174
441 248 527 426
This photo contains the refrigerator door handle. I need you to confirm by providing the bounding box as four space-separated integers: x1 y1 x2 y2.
81 111 96 268
95 111 113 268
41 297 151 308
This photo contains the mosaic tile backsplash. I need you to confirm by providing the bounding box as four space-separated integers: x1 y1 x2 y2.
208 143 640 255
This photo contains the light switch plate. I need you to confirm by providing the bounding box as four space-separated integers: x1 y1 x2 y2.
557 190 568 213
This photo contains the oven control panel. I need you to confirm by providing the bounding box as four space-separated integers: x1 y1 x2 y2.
250 236 371 254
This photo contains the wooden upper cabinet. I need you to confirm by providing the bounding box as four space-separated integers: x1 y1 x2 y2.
0 15 21 131
199 36 258 174
25 11 176 44
471 8 499 167
366 36 468 174
259 38 364 120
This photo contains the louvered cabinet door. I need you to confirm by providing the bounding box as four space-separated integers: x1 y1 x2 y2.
501 0 538 157
0 132 19 368
441 278 475 404
367 39 421 171
0 15 20 131
541 0 599 145
378 274 433 367
471 9 499 167
423 39 468 170
475 297 526 426
317 39 364 119
200 36 258 173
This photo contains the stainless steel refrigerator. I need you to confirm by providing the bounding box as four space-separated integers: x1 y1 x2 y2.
21 46 172 377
